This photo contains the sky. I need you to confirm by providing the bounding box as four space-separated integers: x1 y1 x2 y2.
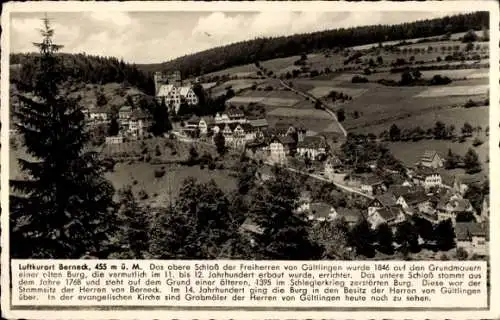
10 10 471 64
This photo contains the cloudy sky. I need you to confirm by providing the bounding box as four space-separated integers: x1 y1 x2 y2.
10 10 469 64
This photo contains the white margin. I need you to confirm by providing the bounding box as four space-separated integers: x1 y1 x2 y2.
1 1 499 319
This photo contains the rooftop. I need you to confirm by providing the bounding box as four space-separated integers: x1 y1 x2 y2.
309 202 335 219
372 193 398 208
297 136 327 150
401 191 429 205
421 150 440 162
239 218 265 235
336 207 363 223
455 222 488 241
249 118 268 128
377 205 403 221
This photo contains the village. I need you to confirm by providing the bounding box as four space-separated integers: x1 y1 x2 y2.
78 68 489 260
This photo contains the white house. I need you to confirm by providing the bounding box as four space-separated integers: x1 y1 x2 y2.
118 105 133 127
419 150 444 169
269 137 290 165
156 84 181 113
436 194 476 223
455 222 489 257
105 136 124 144
296 136 328 159
179 86 199 106
412 167 442 189
198 116 215 134
367 205 406 229
127 109 150 138
307 202 337 221
88 108 111 124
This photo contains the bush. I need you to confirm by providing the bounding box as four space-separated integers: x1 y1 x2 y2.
208 162 216 170
132 179 138 185
145 155 151 162
154 169 166 178
472 138 483 147
351 75 368 83
138 190 149 200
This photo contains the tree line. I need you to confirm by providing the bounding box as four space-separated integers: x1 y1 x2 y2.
138 12 488 78
11 52 155 95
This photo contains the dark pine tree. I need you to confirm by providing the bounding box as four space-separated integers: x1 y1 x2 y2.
108 115 120 136
249 167 323 260
10 17 116 259
151 98 172 136
109 187 151 259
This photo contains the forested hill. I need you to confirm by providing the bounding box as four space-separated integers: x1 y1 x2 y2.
10 53 155 95
138 11 488 77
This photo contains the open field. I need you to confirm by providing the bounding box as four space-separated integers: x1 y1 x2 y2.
351 106 488 135
210 79 265 96
362 69 489 82
415 84 489 98
267 107 333 119
266 115 334 133
241 89 301 99
106 162 237 207
227 95 300 107
204 63 257 78
307 86 369 99
387 134 489 175
349 30 486 50
337 84 487 130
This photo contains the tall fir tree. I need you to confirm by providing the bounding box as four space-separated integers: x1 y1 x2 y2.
249 166 323 260
10 17 117 258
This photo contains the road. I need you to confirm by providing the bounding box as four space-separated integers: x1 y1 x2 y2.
255 65 348 137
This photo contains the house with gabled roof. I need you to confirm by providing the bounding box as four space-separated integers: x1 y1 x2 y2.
239 217 265 247
127 109 151 138
248 118 268 130
296 136 328 160
198 116 215 134
367 205 406 229
307 202 337 222
411 166 442 189
453 174 485 195
419 150 443 169
335 207 363 227
368 193 398 217
350 173 387 196
156 84 181 113
178 86 199 106
455 222 489 256
118 105 133 127
396 191 430 211
436 194 476 223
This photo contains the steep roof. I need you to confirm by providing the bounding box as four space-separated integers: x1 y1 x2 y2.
200 116 215 125
157 84 175 96
401 191 429 205
336 207 362 223
421 150 440 162
178 86 192 96
309 202 334 219
455 222 488 241
119 105 132 113
387 185 412 198
130 109 149 120
372 193 397 208
297 136 327 150
239 218 265 235
186 115 200 125
249 118 268 128
377 206 402 221
413 166 440 178
279 135 295 145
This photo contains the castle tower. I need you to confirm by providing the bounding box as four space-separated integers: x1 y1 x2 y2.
154 71 168 95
